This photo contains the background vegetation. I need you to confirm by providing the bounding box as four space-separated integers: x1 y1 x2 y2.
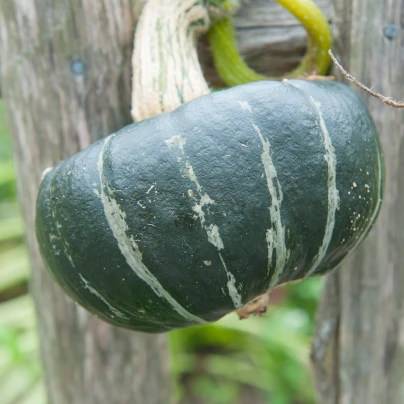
0 100 322 404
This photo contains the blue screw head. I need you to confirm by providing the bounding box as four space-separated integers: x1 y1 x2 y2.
71 60 86 76
383 23 399 40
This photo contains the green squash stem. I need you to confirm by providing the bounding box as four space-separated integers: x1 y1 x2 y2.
208 0 332 87
131 0 239 121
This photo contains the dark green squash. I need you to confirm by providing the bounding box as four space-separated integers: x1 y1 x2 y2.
36 80 384 333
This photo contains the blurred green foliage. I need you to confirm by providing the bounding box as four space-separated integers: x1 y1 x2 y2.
0 102 16 200
0 100 46 403
170 279 322 404
0 99 322 404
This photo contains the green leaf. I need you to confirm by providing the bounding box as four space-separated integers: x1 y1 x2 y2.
0 215 24 243
0 295 36 329
0 365 40 404
18 381 46 404
0 245 30 292
0 161 15 187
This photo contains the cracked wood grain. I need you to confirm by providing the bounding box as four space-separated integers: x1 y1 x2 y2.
0 2 172 404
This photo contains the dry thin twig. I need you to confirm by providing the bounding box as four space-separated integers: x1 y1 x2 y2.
329 50 404 108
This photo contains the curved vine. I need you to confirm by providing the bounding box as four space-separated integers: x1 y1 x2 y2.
208 0 332 87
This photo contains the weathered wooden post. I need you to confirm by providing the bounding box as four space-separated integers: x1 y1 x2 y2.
312 1 404 403
0 2 173 403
